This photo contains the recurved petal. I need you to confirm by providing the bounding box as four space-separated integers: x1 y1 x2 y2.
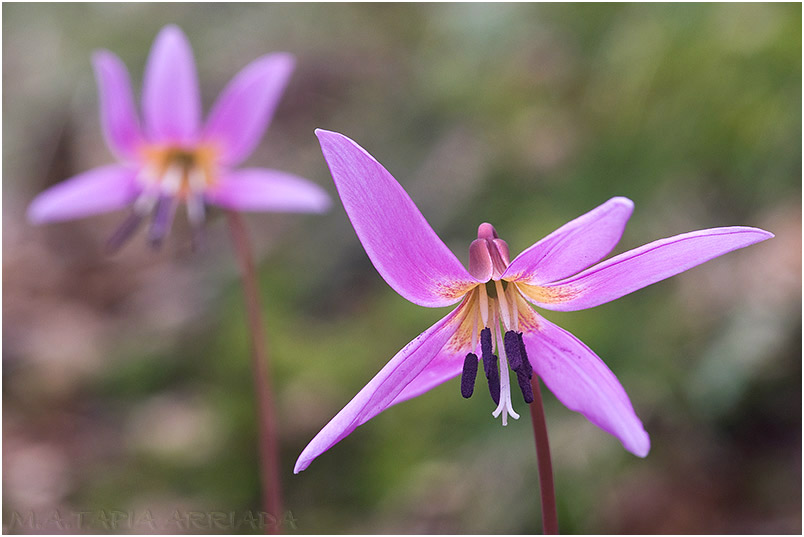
27 165 140 224
203 53 295 166
92 50 143 161
468 239 493 282
522 310 650 457
503 197 634 285
317 129 480 307
294 305 466 473
206 168 331 213
523 226 774 311
142 25 200 145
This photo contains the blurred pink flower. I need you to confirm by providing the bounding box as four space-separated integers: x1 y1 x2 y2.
28 25 330 248
294 129 773 473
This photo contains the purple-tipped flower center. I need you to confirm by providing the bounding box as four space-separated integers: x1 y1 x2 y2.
108 143 219 250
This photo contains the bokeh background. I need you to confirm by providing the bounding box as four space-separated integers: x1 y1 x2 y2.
3 3 801 534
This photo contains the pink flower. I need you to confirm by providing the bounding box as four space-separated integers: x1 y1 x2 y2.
294 129 773 473
27 25 330 248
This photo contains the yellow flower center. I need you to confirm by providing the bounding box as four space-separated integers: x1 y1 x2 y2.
139 144 220 199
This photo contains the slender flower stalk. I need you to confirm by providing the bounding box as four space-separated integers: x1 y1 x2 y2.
295 132 773 528
529 376 558 534
227 211 283 533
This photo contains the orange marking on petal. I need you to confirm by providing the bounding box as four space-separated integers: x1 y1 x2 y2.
435 279 480 303
514 281 579 305
443 288 480 354
512 291 542 331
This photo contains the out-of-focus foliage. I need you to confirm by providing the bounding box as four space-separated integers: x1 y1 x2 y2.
3 3 800 534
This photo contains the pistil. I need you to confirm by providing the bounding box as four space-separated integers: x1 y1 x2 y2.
492 320 520 425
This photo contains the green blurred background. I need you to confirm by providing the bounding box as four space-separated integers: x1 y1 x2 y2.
3 3 801 534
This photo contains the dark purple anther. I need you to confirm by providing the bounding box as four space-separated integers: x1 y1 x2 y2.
148 195 177 248
516 371 534 403
460 353 478 398
479 327 500 404
484 354 500 405
106 211 144 253
506 330 534 402
480 327 493 373
504 330 523 371
517 332 533 379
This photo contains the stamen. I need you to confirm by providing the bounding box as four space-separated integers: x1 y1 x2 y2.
471 305 479 351
485 354 500 405
515 371 534 403
480 327 494 371
186 189 206 252
460 353 478 398
517 332 533 379
508 283 519 330
503 329 534 403
186 196 205 226
495 279 511 330
504 330 523 372
105 211 144 253
148 195 178 248
480 328 500 404
479 283 489 326
161 164 183 195
133 187 159 215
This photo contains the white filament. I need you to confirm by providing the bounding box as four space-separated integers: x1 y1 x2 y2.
495 279 511 331
479 283 489 327
161 164 183 195
133 189 159 215
470 301 479 352
186 168 206 226
508 284 519 331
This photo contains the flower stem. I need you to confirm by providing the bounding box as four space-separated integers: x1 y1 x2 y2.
529 375 558 534
226 211 283 534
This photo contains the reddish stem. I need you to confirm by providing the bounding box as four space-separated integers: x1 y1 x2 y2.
529 375 558 534
226 211 283 534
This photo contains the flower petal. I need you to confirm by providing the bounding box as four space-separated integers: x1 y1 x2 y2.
142 25 200 145
91 50 143 161
523 227 774 311
317 129 481 307
503 197 634 285
294 305 466 473
390 292 479 404
522 308 650 456
468 239 494 283
27 165 140 224
205 168 331 213
203 53 295 166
